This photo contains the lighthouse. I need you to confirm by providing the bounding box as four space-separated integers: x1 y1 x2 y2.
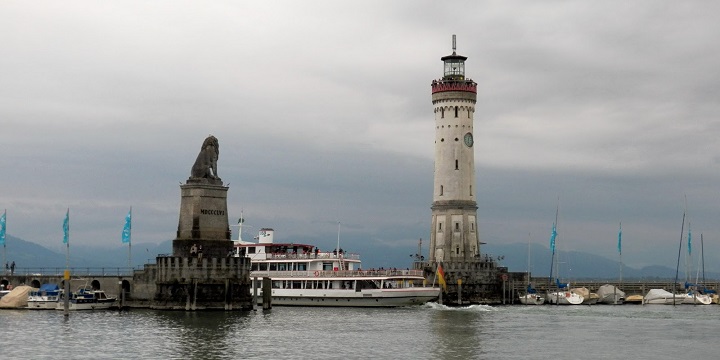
429 35 481 265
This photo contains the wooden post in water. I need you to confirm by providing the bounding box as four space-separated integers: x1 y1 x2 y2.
63 270 70 316
262 277 272 310
438 288 443 305
457 279 462 305
253 277 258 310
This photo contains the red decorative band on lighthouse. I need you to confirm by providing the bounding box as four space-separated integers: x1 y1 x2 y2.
431 79 477 94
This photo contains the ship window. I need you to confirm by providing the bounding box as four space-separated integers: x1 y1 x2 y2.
278 263 286 271
323 262 333 271
247 247 256 254
297 263 307 271
251 263 259 271
259 263 268 271
269 263 277 271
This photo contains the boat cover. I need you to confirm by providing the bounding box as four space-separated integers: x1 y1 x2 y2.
0 285 33 308
39 283 60 292
644 288 674 302
597 284 625 299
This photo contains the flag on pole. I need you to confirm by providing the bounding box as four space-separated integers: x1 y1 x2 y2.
0 210 6 246
549 223 557 253
122 209 132 244
63 209 70 244
437 263 447 292
618 223 622 254
687 227 692 256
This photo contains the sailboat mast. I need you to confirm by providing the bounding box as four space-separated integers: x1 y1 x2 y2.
619 222 623 286
673 212 685 306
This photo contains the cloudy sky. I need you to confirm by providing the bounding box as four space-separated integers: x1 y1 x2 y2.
2 1 719 271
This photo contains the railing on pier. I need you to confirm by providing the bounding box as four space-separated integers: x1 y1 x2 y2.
3 267 136 277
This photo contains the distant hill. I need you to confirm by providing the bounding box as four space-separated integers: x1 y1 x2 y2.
483 242 720 280
1 235 171 271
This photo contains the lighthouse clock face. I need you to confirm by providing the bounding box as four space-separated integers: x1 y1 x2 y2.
464 132 474 147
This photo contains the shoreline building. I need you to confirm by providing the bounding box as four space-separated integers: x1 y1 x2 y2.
428 36 503 303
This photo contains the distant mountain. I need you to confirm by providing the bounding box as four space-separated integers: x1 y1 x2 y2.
483 242 720 280
1 235 171 270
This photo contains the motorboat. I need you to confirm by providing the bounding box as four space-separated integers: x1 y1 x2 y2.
27 283 62 310
596 284 625 304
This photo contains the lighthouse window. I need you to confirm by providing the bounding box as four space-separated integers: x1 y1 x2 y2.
470 185 473 196
440 185 443 196
455 160 459 170
441 108 445 118
454 106 458 118
455 222 460 232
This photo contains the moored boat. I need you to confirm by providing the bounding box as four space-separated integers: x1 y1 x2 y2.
643 288 684 305
596 284 625 304
28 283 62 310
234 227 440 307
546 290 584 305
624 294 643 304
56 286 116 310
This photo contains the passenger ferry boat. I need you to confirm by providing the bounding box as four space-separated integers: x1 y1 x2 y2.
234 227 440 307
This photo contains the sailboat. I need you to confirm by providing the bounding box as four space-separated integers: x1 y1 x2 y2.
647 211 694 305
519 234 545 305
681 231 712 305
545 204 583 305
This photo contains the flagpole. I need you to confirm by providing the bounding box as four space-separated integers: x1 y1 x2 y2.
2 209 6 276
128 207 132 269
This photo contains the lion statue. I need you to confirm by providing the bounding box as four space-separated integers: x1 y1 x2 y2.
190 135 220 180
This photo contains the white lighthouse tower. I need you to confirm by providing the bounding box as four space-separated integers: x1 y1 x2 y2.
429 35 480 265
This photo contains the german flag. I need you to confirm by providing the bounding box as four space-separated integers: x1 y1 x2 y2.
437 263 447 292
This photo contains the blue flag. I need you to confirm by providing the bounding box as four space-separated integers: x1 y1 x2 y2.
687 228 692 256
122 209 132 244
618 223 622 254
63 209 69 244
549 223 557 253
0 210 6 246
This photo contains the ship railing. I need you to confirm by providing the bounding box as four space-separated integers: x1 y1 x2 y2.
267 252 360 261
249 269 425 278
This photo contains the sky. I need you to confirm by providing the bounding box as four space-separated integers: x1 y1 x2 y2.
1 1 720 272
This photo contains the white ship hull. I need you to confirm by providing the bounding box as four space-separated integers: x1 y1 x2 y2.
258 287 440 307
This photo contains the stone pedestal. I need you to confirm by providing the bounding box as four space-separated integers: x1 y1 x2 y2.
173 180 232 258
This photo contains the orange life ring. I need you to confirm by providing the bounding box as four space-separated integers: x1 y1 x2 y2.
314 271 320 277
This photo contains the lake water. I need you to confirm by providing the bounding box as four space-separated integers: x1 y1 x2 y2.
0 304 716 359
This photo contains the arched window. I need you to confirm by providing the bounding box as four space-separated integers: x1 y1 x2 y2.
441 108 445 118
